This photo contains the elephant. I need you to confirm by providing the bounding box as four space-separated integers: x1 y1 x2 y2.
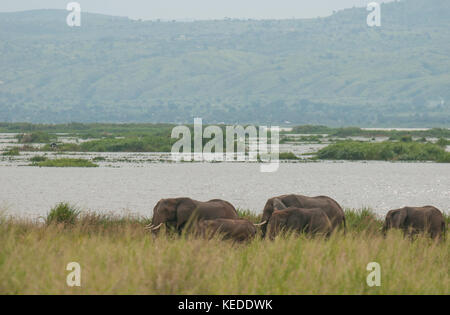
197 218 260 242
382 206 446 239
146 197 239 235
259 194 346 237
267 207 332 240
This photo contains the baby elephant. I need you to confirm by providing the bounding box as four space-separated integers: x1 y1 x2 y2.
383 206 446 239
267 207 332 240
197 219 258 242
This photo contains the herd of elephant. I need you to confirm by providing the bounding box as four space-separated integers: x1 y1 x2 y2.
145 194 447 242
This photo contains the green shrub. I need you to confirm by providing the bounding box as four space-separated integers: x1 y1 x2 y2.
79 136 174 152
236 209 261 223
46 202 80 225
437 154 450 163
436 138 450 147
33 158 98 167
29 155 47 162
317 141 450 162
2 148 20 156
332 127 364 137
344 208 382 233
279 152 299 160
400 135 413 142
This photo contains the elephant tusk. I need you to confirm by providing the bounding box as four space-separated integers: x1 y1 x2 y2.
254 221 267 226
144 224 155 230
150 223 163 231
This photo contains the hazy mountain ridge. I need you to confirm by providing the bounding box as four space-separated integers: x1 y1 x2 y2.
0 0 449 126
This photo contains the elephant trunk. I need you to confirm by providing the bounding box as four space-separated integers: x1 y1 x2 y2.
147 211 164 235
260 218 270 238
145 223 163 232
151 223 163 236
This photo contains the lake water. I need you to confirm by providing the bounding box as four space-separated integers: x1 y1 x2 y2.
0 162 448 219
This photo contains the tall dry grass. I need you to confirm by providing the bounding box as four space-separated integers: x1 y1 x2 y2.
0 209 448 295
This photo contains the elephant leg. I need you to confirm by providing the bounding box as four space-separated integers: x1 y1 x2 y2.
429 226 440 240
402 228 408 239
430 230 436 239
165 222 177 235
408 228 421 241
177 222 188 236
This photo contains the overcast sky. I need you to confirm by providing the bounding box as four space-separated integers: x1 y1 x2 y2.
0 0 396 20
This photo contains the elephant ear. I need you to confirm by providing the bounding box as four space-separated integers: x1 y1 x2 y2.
151 200 161 223
174 198 197 225
153 200 161 213
262 199 275 219
166 198 180 219
392 209 407 228
273 198 287 211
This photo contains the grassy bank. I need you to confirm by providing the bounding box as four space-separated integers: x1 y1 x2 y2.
317 141 450 162
0 207 448 294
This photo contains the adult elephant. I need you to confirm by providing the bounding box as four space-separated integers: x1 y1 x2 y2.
146 197 239 235
259 194 346 237
382 206 446 239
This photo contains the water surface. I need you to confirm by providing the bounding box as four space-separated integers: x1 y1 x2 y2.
1 162 448 218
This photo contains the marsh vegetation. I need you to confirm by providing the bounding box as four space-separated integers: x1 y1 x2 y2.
1 123 448 163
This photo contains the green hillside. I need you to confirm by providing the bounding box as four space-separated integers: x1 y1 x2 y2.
0 0 449 126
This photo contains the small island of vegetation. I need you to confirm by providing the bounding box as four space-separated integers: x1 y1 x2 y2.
317 141 450 163
32 158 99 168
